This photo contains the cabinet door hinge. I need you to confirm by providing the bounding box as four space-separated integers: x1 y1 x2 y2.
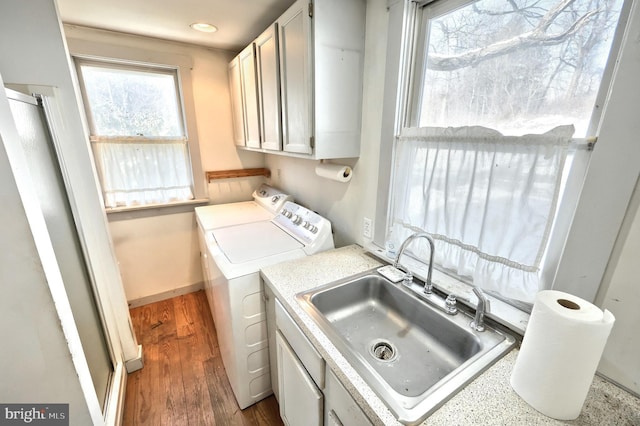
310 136 315 148
308 2 313 18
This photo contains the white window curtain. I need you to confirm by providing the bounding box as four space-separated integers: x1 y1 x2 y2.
389 125 573 303
92 140 194 208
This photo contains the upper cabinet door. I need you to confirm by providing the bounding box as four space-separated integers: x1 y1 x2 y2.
228 57 246 146
239 44 261 149
255 24 282 152
313 0 366 159
278 0 313 155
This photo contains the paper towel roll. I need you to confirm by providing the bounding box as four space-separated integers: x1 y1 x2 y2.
315 163 352 182
510 290 615 420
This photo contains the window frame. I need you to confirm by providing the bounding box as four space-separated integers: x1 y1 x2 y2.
374 0 632 309
72 52 207 212
75 58 188 141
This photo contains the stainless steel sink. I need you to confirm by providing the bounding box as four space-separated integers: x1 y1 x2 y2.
296 269 516 425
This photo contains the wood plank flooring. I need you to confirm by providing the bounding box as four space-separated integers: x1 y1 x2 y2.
123 290 283 426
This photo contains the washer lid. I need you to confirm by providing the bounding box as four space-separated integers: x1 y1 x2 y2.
196 201 273 230
212 221 303 264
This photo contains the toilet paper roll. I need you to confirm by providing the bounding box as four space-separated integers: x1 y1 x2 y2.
315 163 352 182
510 290 615 420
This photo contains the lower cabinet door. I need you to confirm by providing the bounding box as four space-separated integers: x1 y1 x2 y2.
276 331 323 426
325 369 371 426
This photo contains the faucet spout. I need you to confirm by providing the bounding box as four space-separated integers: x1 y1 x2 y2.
393 232 435 294
470 287 490 332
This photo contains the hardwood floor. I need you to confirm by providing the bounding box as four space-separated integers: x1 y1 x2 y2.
123 290 283 426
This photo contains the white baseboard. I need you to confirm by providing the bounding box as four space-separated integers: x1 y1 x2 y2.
126 282 204 308
124 344 144 373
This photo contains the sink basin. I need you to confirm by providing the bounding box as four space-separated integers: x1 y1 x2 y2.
296 269 516 424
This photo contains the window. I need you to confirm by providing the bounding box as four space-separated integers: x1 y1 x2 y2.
389 0 625 305
411 0 624 136
75 59 195 209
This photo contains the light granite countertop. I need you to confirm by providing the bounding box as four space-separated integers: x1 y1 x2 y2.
260 245 640 426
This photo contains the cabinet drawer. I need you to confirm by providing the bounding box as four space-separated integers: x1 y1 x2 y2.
275 299 325 389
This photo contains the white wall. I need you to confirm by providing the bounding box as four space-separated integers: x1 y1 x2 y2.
108 210 203 304
64 26 266 304
596 177 640 394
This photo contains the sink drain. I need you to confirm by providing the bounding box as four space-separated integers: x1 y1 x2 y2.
370 340 397 362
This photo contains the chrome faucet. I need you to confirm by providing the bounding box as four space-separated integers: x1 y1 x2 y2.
393 232 435 294
470 287 490 332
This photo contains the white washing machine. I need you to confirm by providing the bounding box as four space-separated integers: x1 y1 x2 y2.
195 184 292 231
201 201 334 409
195 184 292 314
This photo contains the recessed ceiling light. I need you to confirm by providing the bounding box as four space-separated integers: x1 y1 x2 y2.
190 22 218 33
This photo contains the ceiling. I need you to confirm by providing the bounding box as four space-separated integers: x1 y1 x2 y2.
56 0 296 52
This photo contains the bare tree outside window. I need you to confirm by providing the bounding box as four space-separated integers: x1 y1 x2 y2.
81 65 184 138
419 0 624 136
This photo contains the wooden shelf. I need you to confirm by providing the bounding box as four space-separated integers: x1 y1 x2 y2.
206 168 271 182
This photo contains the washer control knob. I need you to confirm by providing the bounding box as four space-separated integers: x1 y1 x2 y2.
292 214 303 225
302 221 310 229
282 209 292 218
259 189 267 196
272 195 280 203
309 225 318 234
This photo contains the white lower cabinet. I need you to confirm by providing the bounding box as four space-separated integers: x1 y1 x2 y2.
267 291 372 426
264 284 280 401
277 331 323 426
324 369 370 426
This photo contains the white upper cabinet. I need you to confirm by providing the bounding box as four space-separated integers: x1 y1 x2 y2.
255 24 283 152
239 44 261 148
228 56 246 146
307 0 366 159
278 1 313 155
229 44 261 148
229 0 366 159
